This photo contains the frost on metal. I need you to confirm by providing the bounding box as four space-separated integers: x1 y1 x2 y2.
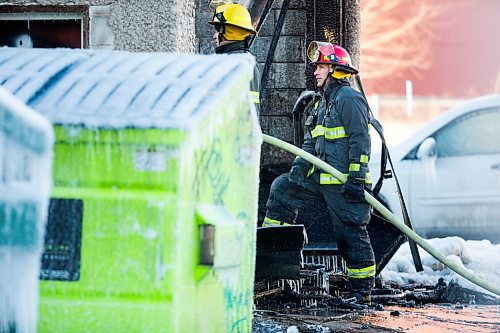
0 87 54 333
0 47 255 130
0 47 262 333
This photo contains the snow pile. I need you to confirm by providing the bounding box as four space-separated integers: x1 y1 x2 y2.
381 237 500 295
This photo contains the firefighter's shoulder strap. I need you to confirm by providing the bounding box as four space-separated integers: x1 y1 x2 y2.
369 118 388 197
366 106 424 273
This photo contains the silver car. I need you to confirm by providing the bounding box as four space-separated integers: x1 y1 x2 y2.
370 94 500 243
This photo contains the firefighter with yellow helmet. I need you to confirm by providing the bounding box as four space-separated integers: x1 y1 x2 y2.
208 2 261 115
263 41 375 304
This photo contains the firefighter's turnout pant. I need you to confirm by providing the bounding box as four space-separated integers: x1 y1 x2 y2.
264 172 376 292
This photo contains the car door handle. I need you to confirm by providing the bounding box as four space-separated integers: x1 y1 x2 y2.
491 163 500 170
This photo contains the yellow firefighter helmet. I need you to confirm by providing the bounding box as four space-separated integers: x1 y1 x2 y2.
209 3 256 41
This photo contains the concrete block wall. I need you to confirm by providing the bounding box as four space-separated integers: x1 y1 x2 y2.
252 0 307 167
195 0 216 55
195 0 308 167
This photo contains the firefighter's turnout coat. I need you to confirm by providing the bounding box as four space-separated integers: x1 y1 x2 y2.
295 79 371 187
216 40 261 115
264 78 376 292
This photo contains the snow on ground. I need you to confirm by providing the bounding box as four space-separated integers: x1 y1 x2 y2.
381 237 500 296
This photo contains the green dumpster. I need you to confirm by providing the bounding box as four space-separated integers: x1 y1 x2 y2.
0 48 262 332
0 86 54 333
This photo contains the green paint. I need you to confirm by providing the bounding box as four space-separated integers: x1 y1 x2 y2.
39 75 262 332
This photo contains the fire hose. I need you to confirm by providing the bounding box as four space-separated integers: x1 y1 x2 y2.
262 133 500 297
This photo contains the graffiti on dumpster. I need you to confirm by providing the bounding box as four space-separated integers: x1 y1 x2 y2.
193 136 230 204
224 288 252 332
189 96 258 332
192 98 258 207
234 108 256 166
205 138 230 204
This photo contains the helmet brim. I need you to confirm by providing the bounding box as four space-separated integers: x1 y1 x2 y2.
208 21 256 34
335 64 358 75
309 61 332 67
309 62 359 75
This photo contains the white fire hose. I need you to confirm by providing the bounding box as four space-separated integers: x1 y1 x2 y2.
263 133 500 297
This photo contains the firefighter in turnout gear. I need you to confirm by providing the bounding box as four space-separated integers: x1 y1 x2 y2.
209 2 261 115
264 41 376 303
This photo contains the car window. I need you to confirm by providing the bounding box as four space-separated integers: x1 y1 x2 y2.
435 107 500 157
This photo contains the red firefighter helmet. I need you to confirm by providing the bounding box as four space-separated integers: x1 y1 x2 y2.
307 41 358 75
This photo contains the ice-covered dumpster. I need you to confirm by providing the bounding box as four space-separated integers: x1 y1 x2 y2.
0 86 54 333
0 47 262 333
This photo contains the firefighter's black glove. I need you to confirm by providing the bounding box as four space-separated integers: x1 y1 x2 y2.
341 178 365 202
288 165 307 188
